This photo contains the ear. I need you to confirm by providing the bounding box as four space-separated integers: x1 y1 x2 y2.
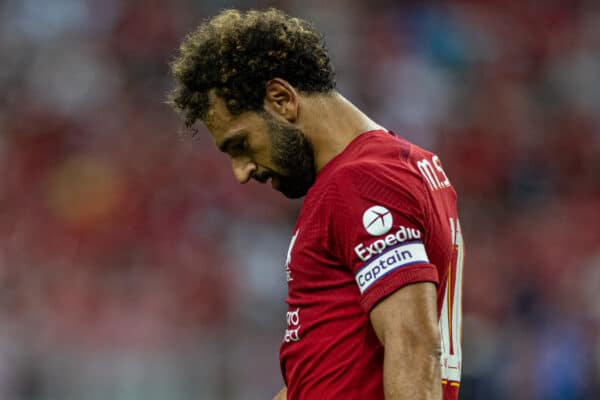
264 78 299 123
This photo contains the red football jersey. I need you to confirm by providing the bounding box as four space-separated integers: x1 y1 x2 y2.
280 130 463 399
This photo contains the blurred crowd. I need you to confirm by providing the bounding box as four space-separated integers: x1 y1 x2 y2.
1 0 599 399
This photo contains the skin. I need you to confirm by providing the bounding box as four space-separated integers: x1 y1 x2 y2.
202 80 441 400
370 282 442 400
273 387 287 400
204 78 383 186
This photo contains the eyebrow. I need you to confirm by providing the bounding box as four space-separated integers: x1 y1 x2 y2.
218 131 247 153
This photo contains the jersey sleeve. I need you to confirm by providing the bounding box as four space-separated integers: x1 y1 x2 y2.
328 161 439 312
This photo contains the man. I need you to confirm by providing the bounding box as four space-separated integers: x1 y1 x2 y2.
169 8 463 400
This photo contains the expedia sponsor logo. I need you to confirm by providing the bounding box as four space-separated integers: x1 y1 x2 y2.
355 242 430 294
354 225 422 262
362 205 393 236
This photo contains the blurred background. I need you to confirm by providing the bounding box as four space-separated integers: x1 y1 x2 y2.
1 0 599 399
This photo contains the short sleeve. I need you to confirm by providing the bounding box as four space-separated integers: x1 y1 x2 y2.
329 162 439 312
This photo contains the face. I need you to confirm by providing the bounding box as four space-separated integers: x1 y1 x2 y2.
205 92 316 199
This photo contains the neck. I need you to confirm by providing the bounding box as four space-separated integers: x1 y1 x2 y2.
300 91 384 172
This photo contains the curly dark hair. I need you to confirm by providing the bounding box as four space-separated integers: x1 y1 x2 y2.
169 8 336 127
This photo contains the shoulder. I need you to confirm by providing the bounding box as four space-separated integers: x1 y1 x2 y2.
305 161 428 248
304 132 433 219
326 157 428 210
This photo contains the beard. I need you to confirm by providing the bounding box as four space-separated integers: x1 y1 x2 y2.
261 113 316 199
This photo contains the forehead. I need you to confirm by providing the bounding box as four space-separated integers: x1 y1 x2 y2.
204 91 233 134
204 91 263 143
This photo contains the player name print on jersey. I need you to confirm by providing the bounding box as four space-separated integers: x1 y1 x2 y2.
417 155 451 191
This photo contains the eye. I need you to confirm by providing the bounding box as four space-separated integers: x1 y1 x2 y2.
219 132 250 156
229 138 248 156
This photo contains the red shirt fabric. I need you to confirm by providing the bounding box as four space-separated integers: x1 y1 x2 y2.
280 130 463 400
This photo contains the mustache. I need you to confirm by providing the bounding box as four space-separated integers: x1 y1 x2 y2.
252 170 272 184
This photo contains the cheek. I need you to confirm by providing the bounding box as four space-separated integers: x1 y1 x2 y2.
252 139 280 170
249 150 278 176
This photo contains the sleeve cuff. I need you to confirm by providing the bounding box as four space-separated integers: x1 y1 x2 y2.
360 264 439 313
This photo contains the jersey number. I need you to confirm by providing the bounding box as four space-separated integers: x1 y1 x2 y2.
440 217 463 385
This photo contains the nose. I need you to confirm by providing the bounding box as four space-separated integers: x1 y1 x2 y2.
231 157 257 184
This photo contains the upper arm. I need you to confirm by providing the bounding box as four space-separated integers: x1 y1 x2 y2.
369 281 440 350
326 163 440 313
369 279 443 400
